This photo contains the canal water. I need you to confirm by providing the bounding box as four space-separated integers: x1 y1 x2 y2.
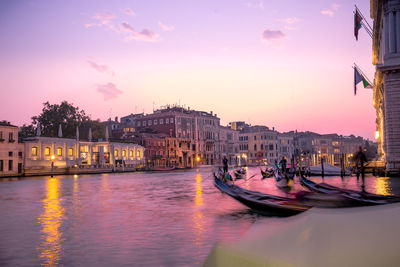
1 167 399 266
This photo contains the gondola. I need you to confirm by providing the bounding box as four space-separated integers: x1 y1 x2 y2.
214 174 311 216
149 166 175 171
233 168 246 180
260 168 274 179
299 175 391 205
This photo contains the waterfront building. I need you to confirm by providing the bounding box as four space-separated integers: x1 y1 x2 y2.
239 126 278 166
218 126 240 165
371 0 400 174
23 127 144 176
0 121 24 177
277 133 294 162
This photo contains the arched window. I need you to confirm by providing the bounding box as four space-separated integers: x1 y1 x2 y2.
129 150 134 157
32 147 38 156
137 150 141 157
114 149 119 157
122 150 126 157
44 147 50 156
68 148 73 156
57 147 63 156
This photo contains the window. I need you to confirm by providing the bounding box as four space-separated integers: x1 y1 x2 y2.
45 147 50 156
254 136 256 140
130 150 134 157
137 150 141 157
148 120 152 126
160 119 163 124
269 144 274 151
166 118 169 124
0 160 3 171
32 147 38 156
18 151 22 157
0 131 3 140
114 149 119 157
254 144 257 151
143 121 146 126
154 120 158 125
8 160 13 171
57 147 63 156
68 148 73 156
8 132 13 142
137 121 141 127
261 144 264 150
122 150 126 157
8 151 13 157
170 118 174 123
334 148 340 153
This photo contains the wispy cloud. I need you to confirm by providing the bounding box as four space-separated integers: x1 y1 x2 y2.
84 12 116 28
96 83 123 100
245 1 264 10
86 59 115 76
85 12 160 42
321 3 341 17
158 21 175 31
261 29 285 41
124 8 135 17
278 17 301 30
120 22 160 42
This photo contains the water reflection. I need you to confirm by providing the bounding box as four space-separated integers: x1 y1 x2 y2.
375 177 392 196
37 178 64 266
192 173 205 249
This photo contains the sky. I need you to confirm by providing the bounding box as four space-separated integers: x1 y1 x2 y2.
0 0 376 139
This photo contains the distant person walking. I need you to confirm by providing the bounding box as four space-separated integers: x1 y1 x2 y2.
354 146 367 190
223 156 228 173
279 156 287 174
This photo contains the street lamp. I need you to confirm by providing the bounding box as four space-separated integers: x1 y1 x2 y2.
50 155 55 178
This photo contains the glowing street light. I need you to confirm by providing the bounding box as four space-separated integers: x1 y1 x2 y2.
50 155 55 178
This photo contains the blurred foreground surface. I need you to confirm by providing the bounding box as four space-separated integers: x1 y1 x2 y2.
0 167 399 266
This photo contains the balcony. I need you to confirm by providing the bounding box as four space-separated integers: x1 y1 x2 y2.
8 139 15 143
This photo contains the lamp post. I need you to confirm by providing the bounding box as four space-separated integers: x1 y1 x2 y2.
50 155 55 177
196 155 200 167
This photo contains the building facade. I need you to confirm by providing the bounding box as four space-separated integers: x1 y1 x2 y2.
371 0 400 174
0 122 24 177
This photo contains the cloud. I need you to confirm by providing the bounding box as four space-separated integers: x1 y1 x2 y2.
124 8 135 17
261 29 285 41
120 22 160 42
158 21 175 31
321 3 341 17
277 17 301 30
85 12 116 28
245 1 264 9
96 83 123 100
85 12 160 42
86 59 115 76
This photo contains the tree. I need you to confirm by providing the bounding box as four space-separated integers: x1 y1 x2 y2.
20 101 105 140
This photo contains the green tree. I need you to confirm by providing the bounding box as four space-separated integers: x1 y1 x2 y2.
21 101 105 140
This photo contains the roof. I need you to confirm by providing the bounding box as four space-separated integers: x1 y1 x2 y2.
0 121 18 128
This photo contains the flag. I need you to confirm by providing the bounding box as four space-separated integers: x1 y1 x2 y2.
354 9 363 40
354 67 372 95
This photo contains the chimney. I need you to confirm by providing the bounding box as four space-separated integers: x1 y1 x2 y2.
273 127 275 131
210 111 213 115
115 116 118 122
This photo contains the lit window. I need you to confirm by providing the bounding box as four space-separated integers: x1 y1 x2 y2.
114 149 119 157
32 147 38 156
122 150 126 157
57 147 63 156
137 150 141 157
45 147 50 156
68 148 73 156
130 150 134 157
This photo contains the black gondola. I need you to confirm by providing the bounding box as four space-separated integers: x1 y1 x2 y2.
214 174 311 216
299 175 393 205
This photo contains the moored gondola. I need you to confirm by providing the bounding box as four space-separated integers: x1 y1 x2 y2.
214 174 311 216
299 175 393 205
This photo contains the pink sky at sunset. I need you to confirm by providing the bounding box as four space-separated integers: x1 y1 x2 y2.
0 0 375 139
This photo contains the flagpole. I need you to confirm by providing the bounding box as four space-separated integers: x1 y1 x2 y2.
355 5 373 32
354 63 374 88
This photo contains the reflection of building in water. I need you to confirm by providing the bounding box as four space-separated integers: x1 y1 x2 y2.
37 178 64 266
192 174 204 247
374 177 391 196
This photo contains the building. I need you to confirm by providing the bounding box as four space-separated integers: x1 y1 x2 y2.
0 121 24 177
23 128 144 176
371 0 400 174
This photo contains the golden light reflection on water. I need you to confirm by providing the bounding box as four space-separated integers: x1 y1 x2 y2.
37 178 64 266
375 177 392 196
192 174 204 247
